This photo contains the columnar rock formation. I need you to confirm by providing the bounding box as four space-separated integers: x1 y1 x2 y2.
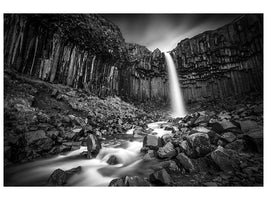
4 14 127 97
171 15 263 103
4 14 263 104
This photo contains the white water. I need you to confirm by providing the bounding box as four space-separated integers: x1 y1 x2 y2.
164 52 187 118
5 140 155 186
5 121 175 186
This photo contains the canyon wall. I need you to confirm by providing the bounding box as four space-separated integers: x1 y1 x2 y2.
4 14 263 104
125 14 263 103
4 14 127 97
171 14 263 103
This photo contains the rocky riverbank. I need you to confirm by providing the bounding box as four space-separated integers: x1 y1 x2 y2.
4 70 263 186
109 93 263 186
4 69 166 166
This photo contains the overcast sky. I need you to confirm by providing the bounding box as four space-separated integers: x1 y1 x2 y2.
103 14 242 52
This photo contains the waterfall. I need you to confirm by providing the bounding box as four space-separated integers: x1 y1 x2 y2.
164 52 187 118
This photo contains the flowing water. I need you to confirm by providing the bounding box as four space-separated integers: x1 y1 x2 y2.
5 122 172 186
164 52 187 118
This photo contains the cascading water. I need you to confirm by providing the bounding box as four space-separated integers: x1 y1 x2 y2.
4 122 174 186
164 52 187 118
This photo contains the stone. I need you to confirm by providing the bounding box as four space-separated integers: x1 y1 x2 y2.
160 160 180 174
221 132 237 143
178 140 194 157
187 132 213 158
149 169 172 186
107 155 119 165
244 128 263 153
225 139 246 152
239 120 259 133
177 153 195 173
86 134 101 158
157 142 177 159
206 130 220 145
143 150 156 161
161 134 172 145
47 166 81 186
109 176 151 186
194 114 210 125
143 134 163 150
211 146 239 172
24 130 47 145
211 120 238 134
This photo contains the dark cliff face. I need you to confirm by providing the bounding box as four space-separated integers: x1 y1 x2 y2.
120 43 168 102
123 14 263 103
4 14 127 96
4 14 263 104
170 14 263 103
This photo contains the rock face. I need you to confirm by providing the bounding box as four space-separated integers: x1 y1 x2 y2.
4 14 126 97
4 14 262 103
171 15 263 103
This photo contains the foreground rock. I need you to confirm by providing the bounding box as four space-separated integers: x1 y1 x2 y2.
47 166 82 186
86 134 102 159
149 169 173 186
109 176 151 186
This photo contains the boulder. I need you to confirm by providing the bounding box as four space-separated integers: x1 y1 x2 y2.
244 128 263 153
206 130 220 145
194 114 210 125
143 134 163 150
143 150 156 161
225 139 246 152
211 146 239 172
86 134 101 158
109 176 151 186
211 120 238 134
161 134 172 145
107 155 119 165
178 140 194 157
157 160 180 174
149 169 172 186
221 132 237 143
177 153 195 173
24 130 47 145
47 166 81 186
157 142 177 159
239 120 259 133
187 132 213 158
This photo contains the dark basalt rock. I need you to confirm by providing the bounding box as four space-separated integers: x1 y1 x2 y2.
109 176 151 186
149 169 173 186
186 132 213 158
86 134 102 158
143 134 163 150
47 166 82 186
107 155 119 165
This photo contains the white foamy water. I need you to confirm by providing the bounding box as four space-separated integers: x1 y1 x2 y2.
147 121 173 137
5 141 145 186
164 52 187 118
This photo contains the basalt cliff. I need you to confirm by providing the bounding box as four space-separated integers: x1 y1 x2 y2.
4 14 263 104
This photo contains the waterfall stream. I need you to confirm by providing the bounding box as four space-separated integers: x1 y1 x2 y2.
164 52 187 118
4 122 172 186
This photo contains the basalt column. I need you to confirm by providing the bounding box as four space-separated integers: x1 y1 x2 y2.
171 14 263 103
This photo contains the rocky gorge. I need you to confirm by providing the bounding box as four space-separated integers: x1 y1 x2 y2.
4 14 263 186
